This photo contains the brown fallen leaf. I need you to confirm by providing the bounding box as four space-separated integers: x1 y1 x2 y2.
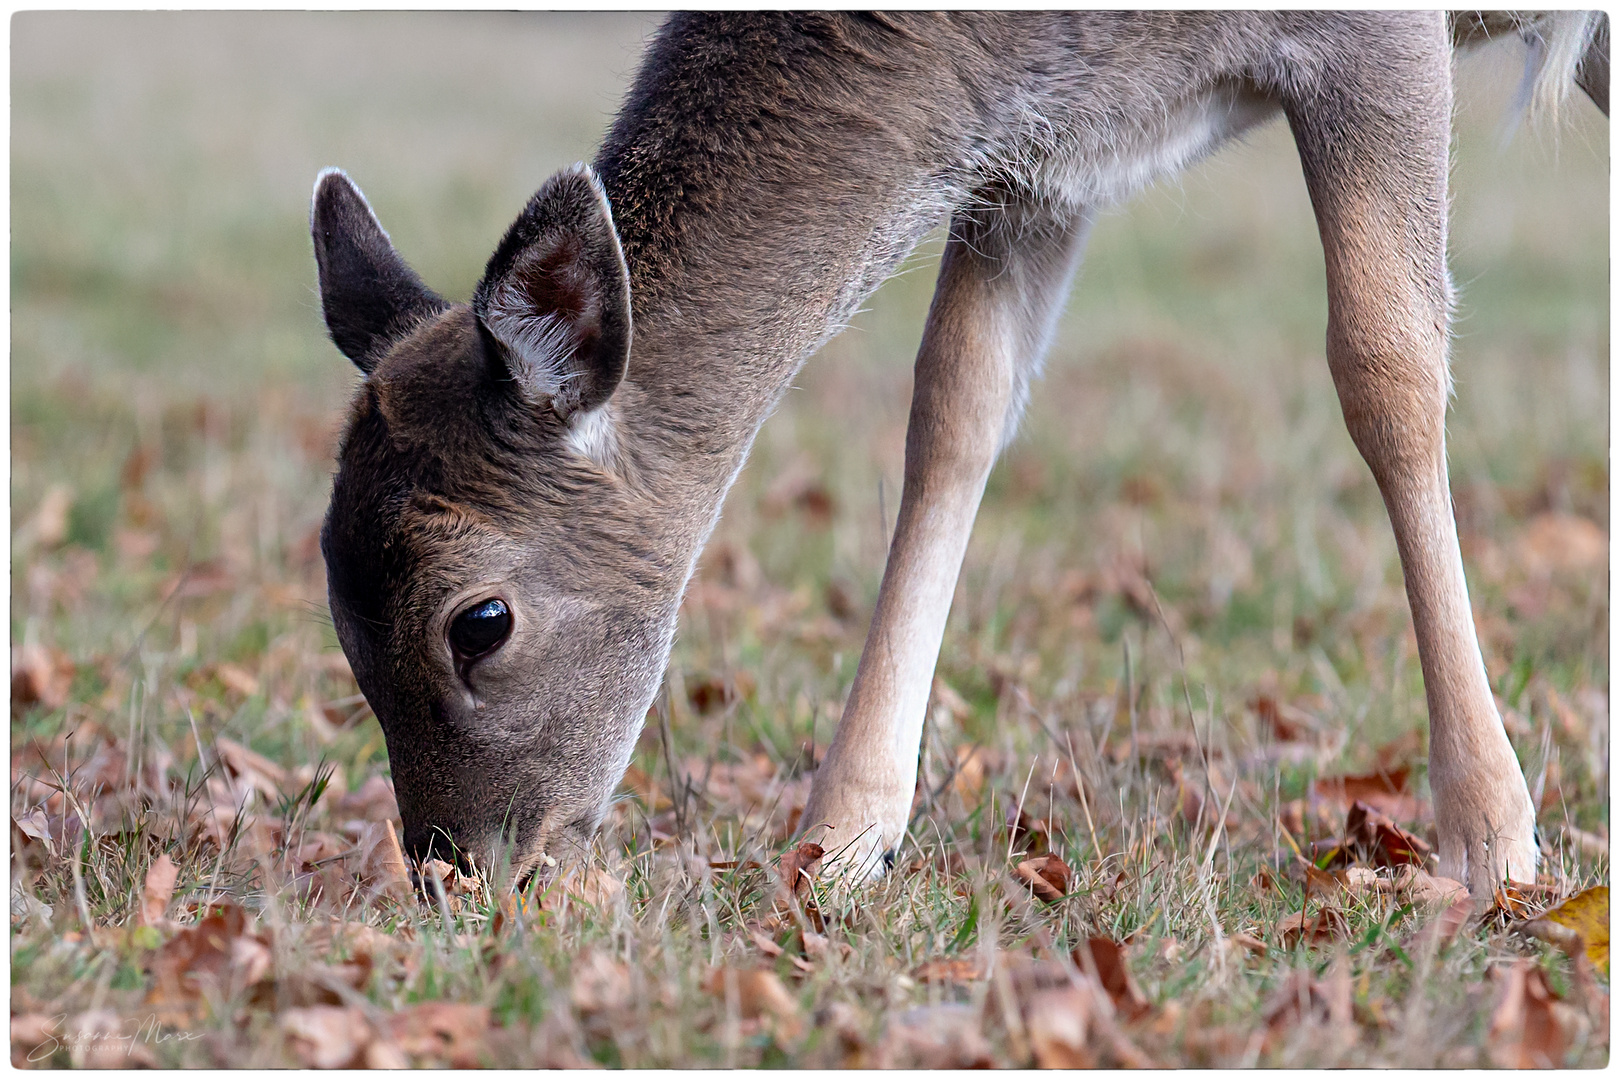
335 774 400 823
1026 984 1099 1067
384 1002 491 1068
1251 693 1321 743
1488 960 1574 1068
1227 932 1268 957
354 821 413 905
1073 937 1150 1021
140 853 180 928
1278 905 1350 950
1517 512 1607 577
1345 800 1431 868
538 865 624 912
571 950 633 1017
705 967 801 1023
1005 805 1052 855
1313 768 1427 824
777 841 824 898
1394 867 1468 906
913 957 984 985
1404 895 1475 955
877 1004 994 1069
1492 881 1560 920
1263 966 1351 1036
12 1012 63 1067
282 1005 370 1069
1013 853 1071 903
147 903 273 1024
1536 885 1609 976
10 643 75 714
214 736 286 798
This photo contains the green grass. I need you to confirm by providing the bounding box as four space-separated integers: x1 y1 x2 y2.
10 13 1608 1068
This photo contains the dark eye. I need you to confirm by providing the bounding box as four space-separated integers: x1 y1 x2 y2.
448 598 511 660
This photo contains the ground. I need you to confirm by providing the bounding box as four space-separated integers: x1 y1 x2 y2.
10 13 1609 1068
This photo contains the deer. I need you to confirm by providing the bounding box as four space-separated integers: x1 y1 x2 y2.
310 12 1607 901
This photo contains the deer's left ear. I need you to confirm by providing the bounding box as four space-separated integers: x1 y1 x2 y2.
473 164 632 421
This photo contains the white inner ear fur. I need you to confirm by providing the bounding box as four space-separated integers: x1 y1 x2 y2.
565 402 620 472
483 290 577 403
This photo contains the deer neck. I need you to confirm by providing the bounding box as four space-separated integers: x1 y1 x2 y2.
591 126 953 556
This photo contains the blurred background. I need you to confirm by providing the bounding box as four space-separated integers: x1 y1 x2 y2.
11 12 1608 825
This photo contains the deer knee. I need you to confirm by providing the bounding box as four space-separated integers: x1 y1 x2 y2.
1326 325 1449 487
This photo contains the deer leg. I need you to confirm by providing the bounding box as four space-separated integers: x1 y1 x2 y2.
1286 22 1538 897
802 201 1089 878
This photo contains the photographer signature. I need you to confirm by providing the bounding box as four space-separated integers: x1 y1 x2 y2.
26 1014 205 1062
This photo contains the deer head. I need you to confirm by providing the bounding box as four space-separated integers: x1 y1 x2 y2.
312 165 677 879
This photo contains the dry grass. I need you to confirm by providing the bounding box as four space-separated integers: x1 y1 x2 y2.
10 13 1608 1068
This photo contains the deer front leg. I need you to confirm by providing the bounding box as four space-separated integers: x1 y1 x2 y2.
1287 20 1537 897
801 202 1089 878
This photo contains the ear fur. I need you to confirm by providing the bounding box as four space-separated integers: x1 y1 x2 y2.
311 168 448 373
472 164 632 421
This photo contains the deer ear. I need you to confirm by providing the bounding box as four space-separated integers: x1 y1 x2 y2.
311 169 447 374
473 164 631 421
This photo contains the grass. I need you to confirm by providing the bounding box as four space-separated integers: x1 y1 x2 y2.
10 12 1609 1068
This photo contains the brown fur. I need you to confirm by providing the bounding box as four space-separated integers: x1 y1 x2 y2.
314 12 1604 892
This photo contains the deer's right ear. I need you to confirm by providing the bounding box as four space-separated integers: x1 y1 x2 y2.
472 164 632 422
311 169 447 374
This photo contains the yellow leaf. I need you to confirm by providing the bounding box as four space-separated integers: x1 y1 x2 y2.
1542 885 1609 976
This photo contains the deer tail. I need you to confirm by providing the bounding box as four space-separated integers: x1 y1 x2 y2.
1451 10 1608 119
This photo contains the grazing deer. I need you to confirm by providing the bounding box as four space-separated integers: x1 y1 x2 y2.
312 12 1607 899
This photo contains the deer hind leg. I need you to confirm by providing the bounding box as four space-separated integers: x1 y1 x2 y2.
1286 22 1537 897
801 198 1090 878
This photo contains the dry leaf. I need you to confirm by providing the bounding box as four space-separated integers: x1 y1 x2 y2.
705 967 800 1022
1488 960 1574 1068
1278 906 1349 949
147 903 273 1023
1531 885 1609 975
778 841 824 898
140 853 179 928
571 950 633 1017
214 736 286 798
1227 932 1268 958
539 865 624 911
1394 867 1468 906
912 957 984 985
1345 800 1431 868
1005 805 1052 855
335 775 399 823
1026 985 1098 1067
1405 895 1475 954
1517 512 1607 577
282 1005 370 1068
213 663 261 699
1013 853 1071 903
354 821 413 904
1252 693 1320 743
1313 768 1427 824
10 644 75 714
1074 937 1150 1021
384 1002 490 1068
1492 880 1560 920
1263 967 1351 1035
878 1004 993 1069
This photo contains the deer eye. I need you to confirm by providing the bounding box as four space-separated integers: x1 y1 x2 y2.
448 598 511 660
